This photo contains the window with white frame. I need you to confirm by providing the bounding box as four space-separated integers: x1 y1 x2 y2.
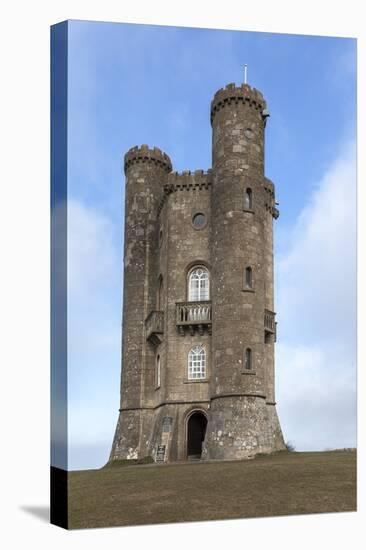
188 267 210 301
188 345 206 380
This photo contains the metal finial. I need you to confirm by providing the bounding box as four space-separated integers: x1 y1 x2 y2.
244 64 248 84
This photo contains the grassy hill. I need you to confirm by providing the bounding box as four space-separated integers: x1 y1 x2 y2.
68 449 356 529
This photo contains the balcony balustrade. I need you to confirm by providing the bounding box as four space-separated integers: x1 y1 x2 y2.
264 309 276 339
147 304 274 341
176 301 212 336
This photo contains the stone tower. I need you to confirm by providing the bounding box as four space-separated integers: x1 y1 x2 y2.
110 82 285 463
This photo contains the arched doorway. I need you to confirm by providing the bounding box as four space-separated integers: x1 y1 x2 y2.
186 411 207 460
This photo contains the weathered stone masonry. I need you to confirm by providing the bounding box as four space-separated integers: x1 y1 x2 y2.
110 82 285 462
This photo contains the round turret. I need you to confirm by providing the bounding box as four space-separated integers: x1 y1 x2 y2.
124 145 172 174
211 83 268 175
210 82 267 125
203 81 285 460
112 143 172 461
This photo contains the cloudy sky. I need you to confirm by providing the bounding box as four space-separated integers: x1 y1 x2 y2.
59 20 356 470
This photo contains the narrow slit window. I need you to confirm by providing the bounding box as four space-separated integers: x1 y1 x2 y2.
245 266 253 289
157 276 163 310
244 348 252 370
244 188 253 210
156 355 161 387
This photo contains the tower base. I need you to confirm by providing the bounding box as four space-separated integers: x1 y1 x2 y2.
110 409 154 461
202 396 285 460
110 402 210 463
110 397 285 463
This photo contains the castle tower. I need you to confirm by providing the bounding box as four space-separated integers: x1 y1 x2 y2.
110 82 285 464
110 145 172 460
202 83 285 459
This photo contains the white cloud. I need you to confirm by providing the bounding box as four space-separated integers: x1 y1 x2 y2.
275 140 357 450
276 342 356 451
277 140 356 343
67 199 122 468
68 199 120 300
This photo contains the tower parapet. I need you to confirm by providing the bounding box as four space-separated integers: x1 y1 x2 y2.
211 83 267 125
124 145 172 174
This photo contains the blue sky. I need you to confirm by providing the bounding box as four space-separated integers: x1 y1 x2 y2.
64 20 356 470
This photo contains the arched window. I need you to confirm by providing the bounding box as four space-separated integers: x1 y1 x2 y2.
244 188 253 210
244 348 252 370
188 345 206 380
245 266 253 289
156 355 161 387
188 267 210 301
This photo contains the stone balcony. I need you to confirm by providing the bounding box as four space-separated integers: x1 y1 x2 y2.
145 310 164 346
264 309 276 340
176 301 212 336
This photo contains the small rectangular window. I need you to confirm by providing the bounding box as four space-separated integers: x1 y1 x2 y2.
244 348 252 370
244 188 253 210
156 355 161 387
245 266 253 288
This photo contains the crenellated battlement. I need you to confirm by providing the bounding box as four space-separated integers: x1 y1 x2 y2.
211 83 267 125
124 144 172 174
167 169 212 188
157 169 212 216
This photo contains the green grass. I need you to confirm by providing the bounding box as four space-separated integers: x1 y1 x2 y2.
68 450 356 529
102 456 155 467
